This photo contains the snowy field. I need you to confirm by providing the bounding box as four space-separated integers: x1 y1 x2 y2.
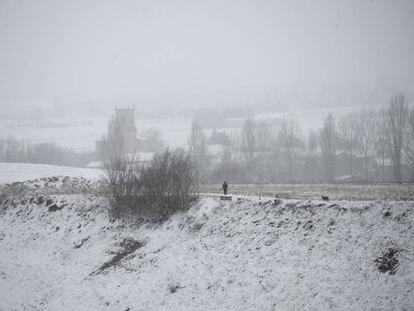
0 163 102 184
0 117 193 152
2 163 413 201
0 178 413 310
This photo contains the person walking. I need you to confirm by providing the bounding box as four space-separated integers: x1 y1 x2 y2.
222 181 228 195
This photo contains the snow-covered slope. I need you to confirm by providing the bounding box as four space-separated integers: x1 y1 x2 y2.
0 182 413 310
0 163 102 184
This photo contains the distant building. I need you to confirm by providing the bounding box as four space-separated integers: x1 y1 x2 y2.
95 107 150 161
374 157 414 182
114 107 138 153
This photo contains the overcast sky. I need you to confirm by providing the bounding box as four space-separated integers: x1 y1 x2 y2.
0 0 413 110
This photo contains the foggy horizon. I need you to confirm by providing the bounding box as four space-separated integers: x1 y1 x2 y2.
1 0 414 112
1 2 414 309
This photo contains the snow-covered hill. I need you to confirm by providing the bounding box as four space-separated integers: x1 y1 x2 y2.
0 179 413 310
0 163 102 184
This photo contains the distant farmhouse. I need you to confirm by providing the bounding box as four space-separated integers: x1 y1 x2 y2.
93 107 153 164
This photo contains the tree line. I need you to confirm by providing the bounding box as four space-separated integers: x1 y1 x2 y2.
188 93 414 184
0 136 91 167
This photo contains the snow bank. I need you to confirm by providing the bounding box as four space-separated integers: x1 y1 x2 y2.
0 185 413 310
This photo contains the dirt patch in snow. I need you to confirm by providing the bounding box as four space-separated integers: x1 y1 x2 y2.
375 247 401 275
91 238 144 276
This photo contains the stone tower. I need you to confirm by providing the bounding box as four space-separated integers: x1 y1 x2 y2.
115 107 137 153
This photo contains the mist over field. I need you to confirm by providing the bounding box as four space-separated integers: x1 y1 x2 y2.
1 1 413 310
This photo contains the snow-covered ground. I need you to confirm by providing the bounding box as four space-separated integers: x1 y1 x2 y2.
1 178 413 310
201 183 414 201
0 163 102 184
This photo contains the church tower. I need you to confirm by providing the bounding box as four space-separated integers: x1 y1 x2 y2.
115 107 137 153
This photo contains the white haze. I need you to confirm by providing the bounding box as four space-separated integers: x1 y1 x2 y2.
0 0 413 112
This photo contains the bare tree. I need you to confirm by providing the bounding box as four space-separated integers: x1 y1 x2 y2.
386 94 408 182
304 130 319 182
356 108 378 181
252 123 274 184
403 107 414 180
278 119 304 181
375 109 389 182
338 112 359 180
241 118 256 159
142 128 165 152
0 136 26 162
211 148 246 183
255 122 273 152
188 120 208 177
240 118 257 178
320 113 337 182
103 115 125 161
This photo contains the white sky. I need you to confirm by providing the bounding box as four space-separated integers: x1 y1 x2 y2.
0 0 413 109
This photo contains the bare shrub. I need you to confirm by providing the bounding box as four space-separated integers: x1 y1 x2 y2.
103 149 199 220
140 149 199 219
103 155 142 218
